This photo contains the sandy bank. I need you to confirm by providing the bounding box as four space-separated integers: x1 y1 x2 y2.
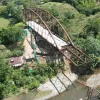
36 72 77 100
86 73 100 88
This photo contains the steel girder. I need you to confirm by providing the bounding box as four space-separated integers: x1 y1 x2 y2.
23 8 92 66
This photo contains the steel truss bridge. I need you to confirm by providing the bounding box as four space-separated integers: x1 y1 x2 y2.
23 8 92 67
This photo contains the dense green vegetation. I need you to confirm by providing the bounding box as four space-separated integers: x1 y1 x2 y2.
0 26 24 45
0 45 24 59
0 61 62 99
0 0 100 99
50 0 100 15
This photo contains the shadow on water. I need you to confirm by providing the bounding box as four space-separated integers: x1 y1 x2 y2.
4 82 100 100
48 82 100 100
18 91 37 100
48 81 88 100
5 89 52 100
4 90 37 100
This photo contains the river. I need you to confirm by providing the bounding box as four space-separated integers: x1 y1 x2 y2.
5 69 100 100
5 82 100 100
4 82 90 100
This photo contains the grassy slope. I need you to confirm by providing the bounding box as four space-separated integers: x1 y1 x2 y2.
0 6 7 12
40 2 84 35
40 2 100 36
0 6 9 28
40 2 79 15
0 17 9 28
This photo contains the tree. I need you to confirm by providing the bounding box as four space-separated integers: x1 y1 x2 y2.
64 11 75 22
75 37 100 68
0 84 4 99
48 6 59 17
0 61 14 98
19 0 41 8
75 37 100 57
0 26 23 45
73 0 96 16
6 2 24 23
82 18 100 38
0 6 7 16
12 49 23 57
0 61 11 83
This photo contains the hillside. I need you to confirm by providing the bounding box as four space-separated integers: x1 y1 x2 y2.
40 2 79 15
0 0 100 100
40 2 100 37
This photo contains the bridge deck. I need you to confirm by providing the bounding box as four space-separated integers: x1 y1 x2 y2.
26 21 68 50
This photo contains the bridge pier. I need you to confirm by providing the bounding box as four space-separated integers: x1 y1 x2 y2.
63 56 71 73
24 28 73 74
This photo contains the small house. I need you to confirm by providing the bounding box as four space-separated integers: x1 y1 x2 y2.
10 56 24 67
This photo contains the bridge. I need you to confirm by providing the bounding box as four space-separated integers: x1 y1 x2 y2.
23 8 92 67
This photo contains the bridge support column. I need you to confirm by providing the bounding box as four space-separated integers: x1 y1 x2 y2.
63 50 71 73
63 56 71 73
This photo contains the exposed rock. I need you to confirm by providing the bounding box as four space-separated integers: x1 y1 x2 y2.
86 73 100 88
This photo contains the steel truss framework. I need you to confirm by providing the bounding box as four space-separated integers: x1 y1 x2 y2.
23 8 92 66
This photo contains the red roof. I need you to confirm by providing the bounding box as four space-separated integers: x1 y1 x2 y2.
10 56 24 67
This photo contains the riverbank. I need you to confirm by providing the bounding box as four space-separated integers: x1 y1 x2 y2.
4 71 77 100
35 72 77 100
86 73 100 88
78 68 100 88
4 69 100 100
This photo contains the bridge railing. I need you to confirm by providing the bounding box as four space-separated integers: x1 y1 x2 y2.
32 8 74 46
23 8 92 67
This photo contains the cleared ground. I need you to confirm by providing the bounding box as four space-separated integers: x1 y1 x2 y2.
0 17 9 28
